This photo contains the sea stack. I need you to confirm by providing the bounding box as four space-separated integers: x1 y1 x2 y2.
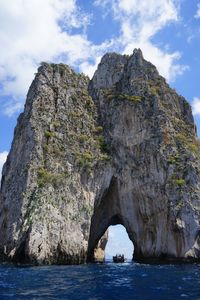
1 49 200 265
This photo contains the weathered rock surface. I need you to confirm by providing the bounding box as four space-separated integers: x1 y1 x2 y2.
1 49 200 264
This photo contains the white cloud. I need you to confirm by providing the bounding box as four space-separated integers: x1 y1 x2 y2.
0 0 111 116
195 3 200 18
192 97 200 116
0 151 8 178
0 0 187 116
122 41 188 82
95 0 187 82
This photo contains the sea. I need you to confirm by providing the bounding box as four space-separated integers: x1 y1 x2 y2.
0 262 200 300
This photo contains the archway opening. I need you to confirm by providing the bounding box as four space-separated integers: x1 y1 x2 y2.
105 224 134 262
87 176 136 263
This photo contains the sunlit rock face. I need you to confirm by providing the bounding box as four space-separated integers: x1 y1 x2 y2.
1 49 200 265
0 63 112 264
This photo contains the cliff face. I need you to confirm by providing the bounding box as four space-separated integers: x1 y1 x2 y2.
0 63 112 264
1 49 200 264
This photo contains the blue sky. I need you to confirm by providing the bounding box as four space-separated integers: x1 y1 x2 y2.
1 0 200 257
105 225 134 259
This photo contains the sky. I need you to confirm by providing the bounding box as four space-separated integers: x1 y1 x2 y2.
1 0 200 257
105 225 134 260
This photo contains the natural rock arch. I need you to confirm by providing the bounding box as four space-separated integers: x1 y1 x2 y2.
87 176 136 262
1 49 200 265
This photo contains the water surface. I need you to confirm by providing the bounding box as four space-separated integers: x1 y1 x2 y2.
0 262 200 299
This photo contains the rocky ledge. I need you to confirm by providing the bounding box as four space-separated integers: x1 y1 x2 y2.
1 49 200 265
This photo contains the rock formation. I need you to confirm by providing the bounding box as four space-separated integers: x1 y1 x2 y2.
1 49 200 265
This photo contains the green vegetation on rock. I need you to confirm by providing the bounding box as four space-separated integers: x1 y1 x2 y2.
96 135 109 154
44 130 55 139
167 153 180 165
118 94 141 102
75 150 94 168
37 167 64 188
175 133 199 155
175 200 185 211
102 88 142 103
79 134 90 143
93 126 103 133
149 86 160 96
173 178 186 186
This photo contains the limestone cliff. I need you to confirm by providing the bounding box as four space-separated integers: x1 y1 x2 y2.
1 49 200 264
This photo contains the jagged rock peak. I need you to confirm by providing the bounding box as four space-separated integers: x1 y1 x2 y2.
130 48 144 64
91 48 160 91
100 48 144 63
132 48 143 56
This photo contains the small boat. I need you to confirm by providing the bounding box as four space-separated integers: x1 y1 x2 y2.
112 254 126 263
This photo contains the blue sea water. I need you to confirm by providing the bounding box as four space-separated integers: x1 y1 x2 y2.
0 262 200 300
